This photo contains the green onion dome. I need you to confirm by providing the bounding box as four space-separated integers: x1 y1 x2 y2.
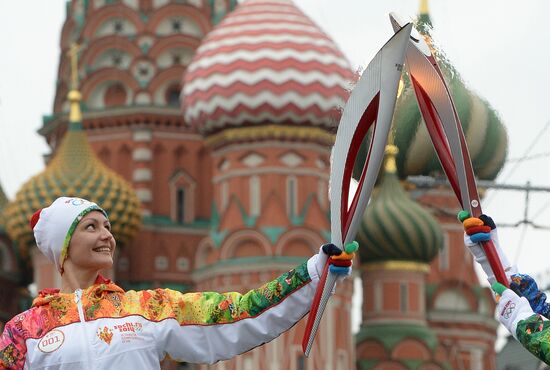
357 145 443 263
392 9 508 180
4 90 142 271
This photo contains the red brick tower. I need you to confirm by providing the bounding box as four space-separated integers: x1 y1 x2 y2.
182 0 355 368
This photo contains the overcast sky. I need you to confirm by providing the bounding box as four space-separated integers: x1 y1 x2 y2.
1 1 550 339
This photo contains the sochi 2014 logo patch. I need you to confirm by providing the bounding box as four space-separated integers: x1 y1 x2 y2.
38 329 65 353
97 326 114 345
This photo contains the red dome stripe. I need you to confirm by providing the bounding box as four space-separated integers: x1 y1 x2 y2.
202 28 333 45
193 42 347 61
187 93 347 122
185 82 349 105
196 34 339 54
187 50 350 73
208 23 322 37
199 103 343 127
185 59 353 80
184 71 352 95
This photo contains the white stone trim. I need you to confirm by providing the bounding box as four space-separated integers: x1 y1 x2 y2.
214 167 328 183
132 129 152 142
133 168 152 182
135 188 152 202
132 148 152 161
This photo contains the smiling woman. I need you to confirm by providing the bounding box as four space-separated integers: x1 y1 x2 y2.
0 196 356 369
60 209 117 292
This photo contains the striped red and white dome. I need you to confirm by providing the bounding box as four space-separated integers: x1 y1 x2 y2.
182 0 354 134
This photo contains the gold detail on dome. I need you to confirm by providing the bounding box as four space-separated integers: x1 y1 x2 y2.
67 43 83 123
68 90 82 125
205 125 335 148
384 145 399 174
420 0 429 15
364 260 430 273
67 43 82 91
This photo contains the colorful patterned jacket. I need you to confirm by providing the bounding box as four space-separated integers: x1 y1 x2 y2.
514 314 550 364
509 274 550 364
0 257 319 369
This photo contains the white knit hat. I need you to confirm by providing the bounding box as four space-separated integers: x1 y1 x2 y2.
31 197 108 271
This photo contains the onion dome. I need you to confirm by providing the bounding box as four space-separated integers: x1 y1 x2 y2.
357 145 443 263
182 0 354 135
392 6 507 180
4 89 141 268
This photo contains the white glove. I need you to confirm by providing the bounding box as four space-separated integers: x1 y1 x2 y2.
464 227 516 284
495 288 537 339
308 248 327 281
307 243 355 282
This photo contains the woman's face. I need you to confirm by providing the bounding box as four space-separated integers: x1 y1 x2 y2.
66 211 116 271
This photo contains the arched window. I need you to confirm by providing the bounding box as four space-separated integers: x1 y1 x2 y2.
170 170 196 224
176 187 186 224
104 83 127 107
165 84 181 107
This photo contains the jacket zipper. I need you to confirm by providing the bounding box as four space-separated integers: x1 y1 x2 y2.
75 289 93 370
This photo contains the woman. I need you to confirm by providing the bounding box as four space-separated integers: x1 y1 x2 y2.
461 212 550 364
0 197 356 369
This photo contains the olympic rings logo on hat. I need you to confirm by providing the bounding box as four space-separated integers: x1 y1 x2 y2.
64 198 89 206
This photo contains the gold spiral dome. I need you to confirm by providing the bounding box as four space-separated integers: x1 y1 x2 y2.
4 90 141 270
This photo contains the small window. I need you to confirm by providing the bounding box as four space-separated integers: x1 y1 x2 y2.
165 85 181 107
113 20 124 33
172 54 181 65
221 181 229 211
172 19 183 32
176 257 189 272
111 53 122 67
287 176 298 217
155 256 169 271
250 176 260 217
176 188 185 223
400 283 408 312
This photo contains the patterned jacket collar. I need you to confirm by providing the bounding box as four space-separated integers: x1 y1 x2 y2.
32 275 124 307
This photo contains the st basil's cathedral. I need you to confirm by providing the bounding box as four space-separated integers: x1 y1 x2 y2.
0 0 509 369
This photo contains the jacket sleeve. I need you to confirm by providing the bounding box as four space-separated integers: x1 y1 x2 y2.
0 316 27 369
515 314 550 365
136 256 321 364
